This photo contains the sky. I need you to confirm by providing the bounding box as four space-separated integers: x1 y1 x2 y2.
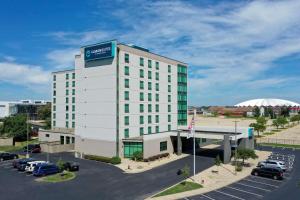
0 0 300 106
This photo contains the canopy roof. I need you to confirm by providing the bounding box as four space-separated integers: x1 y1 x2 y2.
235 98 300 107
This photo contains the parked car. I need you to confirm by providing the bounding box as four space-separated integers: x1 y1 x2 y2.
257 160 287 171
63 161 80 171
33 163 60 176
25 161 47 173
23 144 41 153
251 167 284 180
12 158 35 168
0 152 18 161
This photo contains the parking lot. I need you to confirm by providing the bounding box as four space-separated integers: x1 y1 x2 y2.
184 148 298 200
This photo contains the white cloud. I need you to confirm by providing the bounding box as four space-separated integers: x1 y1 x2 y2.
46 48 79 69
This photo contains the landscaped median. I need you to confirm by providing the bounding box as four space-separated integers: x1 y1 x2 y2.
84 154 121 165
154 181 203 197
36 171 76 183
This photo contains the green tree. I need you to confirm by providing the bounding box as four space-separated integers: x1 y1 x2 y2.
214 155 222 171
276 116 288 128
253 107 260 117
290 115 300 124
236 149 258 165
0 114 29 141
249 117 267 137
181 165 190 184
37 103 51 120
272 119 280 129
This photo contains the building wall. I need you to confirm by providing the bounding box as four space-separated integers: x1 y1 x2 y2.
39 130 75 145
143 132 174 158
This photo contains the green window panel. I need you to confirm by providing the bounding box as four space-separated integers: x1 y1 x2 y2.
155 94 159 102
155 126 159 133
125 79 129 88
148 104 152 112
140 92 144 101
148 93 152 101
155 83 159 91
168 75 171 83
72 89 75 95
140 104 144 113
168 115 171 122
53 113 56 119
66 97 69 103
168 85 171 92
140 127 144 136
66 113 69 119
124 128 129 138
72 113 75 120
155 104 159 112
53 105 56 111
140 69 144 78
148 115 152 123
72 81 75 87
140 116 144 124
124 116 129 125
124 66 130 75
148 82 152 90
168 125 171 131
53 75 56 81
168 65 171 73
168 95 171 102
66 105 69 111
148 71 152 79
66 121 69 128
125 104 129 113
66 89 69 95
148 127 152 134
53 90 56 96
155 115 159 123
155 61 159 70
72 97 75 104
66 73 69 80
66 82 69 88
168 105 171 112
53 98 56 104
124 142 143 158
72 73 75 79
125 53 129 63
160 141 167 151
53 83 56 89
72 122 75 128
148 60 152 68
155 72 159 80
124 91 129 100
140 81 144 89
140 57 144 66
177 64 188 126
72 105 75 112
53 121 56 127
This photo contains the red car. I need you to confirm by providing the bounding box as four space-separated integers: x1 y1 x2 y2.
23 144 41 153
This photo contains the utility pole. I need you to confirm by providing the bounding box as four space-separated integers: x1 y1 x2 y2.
26 112 30 158
233 120 238 175
193 109 196 178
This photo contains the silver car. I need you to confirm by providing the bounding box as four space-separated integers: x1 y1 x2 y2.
258 160 287 171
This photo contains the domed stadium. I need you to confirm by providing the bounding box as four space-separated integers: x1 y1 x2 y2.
235 98 300 107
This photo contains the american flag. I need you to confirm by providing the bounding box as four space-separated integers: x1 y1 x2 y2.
187 115 195 139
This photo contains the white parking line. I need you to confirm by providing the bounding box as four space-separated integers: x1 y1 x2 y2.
215 190 245 200
249 175 283 183
243 178 279 188
200 194 215 200
225 186 263 197
235 182 271 192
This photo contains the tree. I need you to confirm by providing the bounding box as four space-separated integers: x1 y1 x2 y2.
290 115 300 124
272 119 280 129
253 107 260 117
236 149 258 165
0 114 29 141
181 165 190 184
214 155 222 172
37 103 51 120
249 117 267 137
276 116 288 128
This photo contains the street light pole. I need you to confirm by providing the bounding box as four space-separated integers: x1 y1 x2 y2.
193 109 196 178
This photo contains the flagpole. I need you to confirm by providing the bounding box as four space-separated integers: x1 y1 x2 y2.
193 109 196 178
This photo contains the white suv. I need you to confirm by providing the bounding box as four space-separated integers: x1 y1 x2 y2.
258 160 287 171
25 161 47 173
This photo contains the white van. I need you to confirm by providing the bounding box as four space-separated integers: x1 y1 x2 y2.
25 161 47 173
258 160 287 171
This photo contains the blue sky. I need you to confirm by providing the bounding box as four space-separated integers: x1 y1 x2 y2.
0 0 300 106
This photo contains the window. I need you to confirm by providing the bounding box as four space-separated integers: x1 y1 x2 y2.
155 72 159 80
139 116 144 124
124 128 129 138
140 69 144 78
168 65 171 73
140 57 144 66
72 89 75 95
168 95 171 102
155 126 159 133
60 136 64 145
53 113 56 119
46 134 50 138
139 104 144 113
125 53 129 63
168 124 171 131
140 92 144 101
72 73 75 79
202 138 207 143
148 104 152 112
168 75 171 83
125 79 129 88
66 82 69 88
66 113 69 119
72 81 75 87
148 82 152 90
124 91 129 100
168 85 171 92
124 66 129 75
155 61 159 70
72 122 75 128
168 115 171 122
155 94 159 102
148 115 152 123
148 93 152 101
148 60 152 68
72 137 75 143
53 98 56 104
124 116 129 125
72 113 75 120
140 127 144 136
72 105 75 112
140 81 144 89
66 136 70 144
53 75 56 81
53 121 56 127
66 97 69 103
53 82 56 89
155 104 159 112
155 83 159 91
66 121 69 128
53 105 56 111
155 115 159 123
168 105 171 112
66 73 69 80
125 104 129 113
148 126 152 134
148 71 152 79
72 97 75 103
66 89 69 95
53 90 56 96
160 141 167 151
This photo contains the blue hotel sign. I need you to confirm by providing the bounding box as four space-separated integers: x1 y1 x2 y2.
84 41 116 61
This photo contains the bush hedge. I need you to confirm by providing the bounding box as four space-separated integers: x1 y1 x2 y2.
84 155 121 165
132 151 143 161
143 152 169 162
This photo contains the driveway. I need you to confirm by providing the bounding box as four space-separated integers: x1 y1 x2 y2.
0 153 214 200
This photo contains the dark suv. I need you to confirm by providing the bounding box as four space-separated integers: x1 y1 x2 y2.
251 167 284 180
23 144 41 153
0 152 19 161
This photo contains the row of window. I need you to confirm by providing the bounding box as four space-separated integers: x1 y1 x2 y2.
65 97 75 104
52 113 75 120
53 105 75 112
124 79 172 92
52 121 75 128
124 125 172 138
53 73 75 82
124 67 172 82
124 104 172 113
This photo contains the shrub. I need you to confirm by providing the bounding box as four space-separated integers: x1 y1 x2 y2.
143 153 169 162
235 163 243 172
111 156 121 165
132 151 143 161
56 158 65 172
84 155 112 163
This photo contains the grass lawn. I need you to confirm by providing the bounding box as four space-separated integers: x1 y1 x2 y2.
38 171 76 183
154 181 203 197
263 132 275 136
260 143 300 149
0 139 38 152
